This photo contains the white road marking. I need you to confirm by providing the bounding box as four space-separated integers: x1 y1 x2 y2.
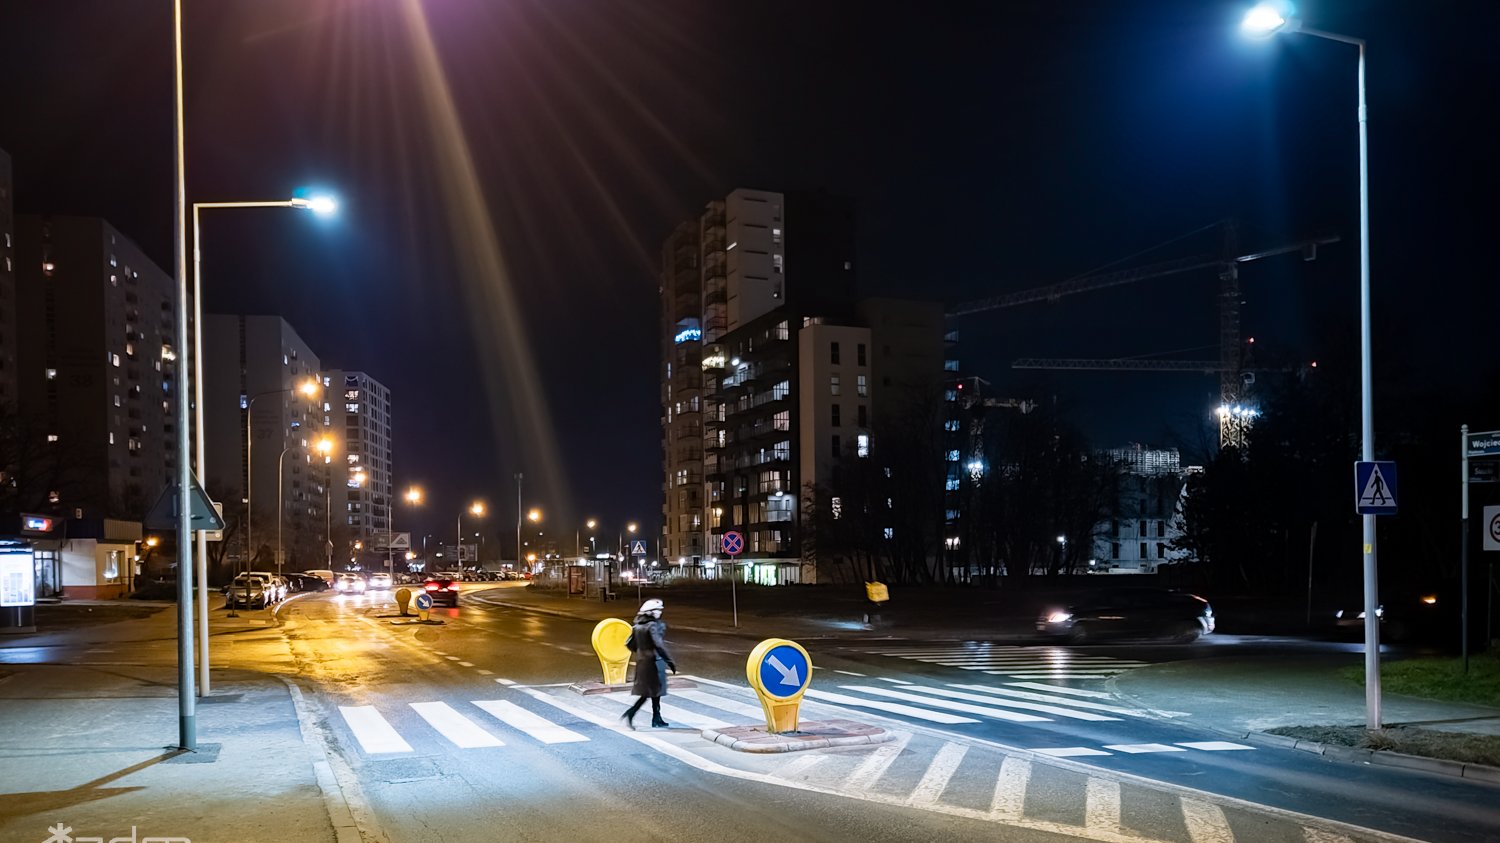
1304 829 1356 843
875 676 914 685
444 655 461 661
906 686 1121 721
833 669 867 677
776 752 831 779
1035 747 1111 757
838 685 1052 723
457 661 475 667
409 702 504 748
844 731 912 791
675 689 767 720
1178 741 1255 752
338 705 413 754
494 677 517 685
989 756 1030 820
476 669 494 675
907 742 968 807
602 692 731 730
993 673 1117 680
803 689 978 724
1182 798 1235 843
1103 743 1186 754
1085 777 1121 834
950 684 1143 716
1006 682 1115 699
472 699 589 744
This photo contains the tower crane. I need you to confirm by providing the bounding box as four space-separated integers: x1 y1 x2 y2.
946 221 1338 449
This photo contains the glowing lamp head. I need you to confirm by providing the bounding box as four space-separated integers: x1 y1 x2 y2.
586 519 597 530
292 195 339 215
527 508 541 523
471 501 486 517
298 380 320 398
1241 3 1292 37
405 487 424 505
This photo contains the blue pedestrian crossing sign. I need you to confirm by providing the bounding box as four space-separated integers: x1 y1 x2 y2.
629 539 648 557
1354 461 1398 515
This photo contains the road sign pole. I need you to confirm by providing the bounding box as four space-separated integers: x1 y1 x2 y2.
1461 425 1470 673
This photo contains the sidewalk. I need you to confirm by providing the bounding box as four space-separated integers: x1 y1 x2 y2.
0 599 343 843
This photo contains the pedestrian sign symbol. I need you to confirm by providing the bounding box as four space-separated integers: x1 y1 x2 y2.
629 539 647 557
1354 461 1398 515
721 530 744 557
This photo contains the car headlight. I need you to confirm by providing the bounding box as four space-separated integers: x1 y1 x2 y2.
1046 611 1073 624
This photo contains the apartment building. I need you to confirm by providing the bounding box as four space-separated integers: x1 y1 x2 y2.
326 370 393 560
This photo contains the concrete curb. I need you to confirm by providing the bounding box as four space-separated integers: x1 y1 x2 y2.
281 677 383 843
700 719 895 753
1108 679 1500 784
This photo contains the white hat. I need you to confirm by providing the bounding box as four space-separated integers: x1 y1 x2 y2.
639 598 664 615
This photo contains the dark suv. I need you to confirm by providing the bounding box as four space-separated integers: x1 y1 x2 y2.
1037 587 1214 643
422 576 459 607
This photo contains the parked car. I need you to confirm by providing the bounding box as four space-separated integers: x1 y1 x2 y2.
284 573 327 593
224 574 272 609
247 571 286 602
368 572 393 591
301 569 336 587
422 576 459 607
1037 587 1214 643
335 573 367 595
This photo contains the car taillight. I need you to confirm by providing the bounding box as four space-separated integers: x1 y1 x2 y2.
424 583 439 591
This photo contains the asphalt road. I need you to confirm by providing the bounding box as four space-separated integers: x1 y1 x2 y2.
262 583 1499 843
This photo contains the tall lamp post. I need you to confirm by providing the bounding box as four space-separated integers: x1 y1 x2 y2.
245 380 321 581
395 486 424 577
514 472 523 570
1242 3 1382 730
526 508 542 573
316 438 337 568
460 501 486 570
276 435 330 576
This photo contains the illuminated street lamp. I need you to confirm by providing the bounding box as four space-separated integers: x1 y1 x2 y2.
392 486 423 577
460 499 486 569
316 436 337 567
1241 2 1383 730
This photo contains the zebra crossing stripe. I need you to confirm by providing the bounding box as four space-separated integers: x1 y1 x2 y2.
1035 747 1111 757
804 688 979 724
1303 829 1357 843
989 756 1030 820
472 699 589 744
989 672 1116 680
844 731 912 790
907 742 968 807
675 688 768 720
409 702 505 748
603 692 732 731
901 685 1120 721
838 685 1051 723
1177 741 1255 751
1104 743 1187 754
1182 798 1235 843
777 752 831 780
948 684 1143 716
1085 777 1122 835
1005 682 1115 698
339 705 413 754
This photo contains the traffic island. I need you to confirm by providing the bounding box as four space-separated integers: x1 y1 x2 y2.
700 719 892 753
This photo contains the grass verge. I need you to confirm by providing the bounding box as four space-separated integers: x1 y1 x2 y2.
1267 724 1500 768
1337 652 1500 708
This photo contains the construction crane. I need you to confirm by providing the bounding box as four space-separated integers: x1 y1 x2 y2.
947 221 1339 449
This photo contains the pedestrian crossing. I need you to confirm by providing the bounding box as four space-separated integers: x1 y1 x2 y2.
856 643 1152 680
333 675 1221 757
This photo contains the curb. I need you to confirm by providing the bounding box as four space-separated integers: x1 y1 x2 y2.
281 677 383 843
1108 679 1500 785
700 721 895 754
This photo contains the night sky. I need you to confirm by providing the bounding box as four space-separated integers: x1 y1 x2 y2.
1 1 1494 547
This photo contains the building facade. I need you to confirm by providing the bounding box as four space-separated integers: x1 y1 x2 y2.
1092 446 1190 574
203 314 328 571
13 215 179 521
326 370 393 562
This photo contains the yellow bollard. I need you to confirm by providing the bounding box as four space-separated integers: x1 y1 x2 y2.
591 618 633 686
746 638 812 734
395 587 412 616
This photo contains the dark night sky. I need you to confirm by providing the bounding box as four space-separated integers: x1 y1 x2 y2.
1 1 1495 546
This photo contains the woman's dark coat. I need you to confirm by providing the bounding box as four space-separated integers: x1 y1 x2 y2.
628 615 673 697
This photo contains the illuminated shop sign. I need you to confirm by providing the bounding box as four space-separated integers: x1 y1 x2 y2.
674 328 702 344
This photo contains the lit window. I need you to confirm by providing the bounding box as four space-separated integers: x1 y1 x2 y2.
946 449 960 462
46 368 57 380
47 434 59 442
830 375 841 396
42 261 56 274
114 395 122 407
772 227 782 244
857 434 870 458
346 403 360 413
727 241 738 251
883 527 894 540
946 478 960 491
112 354 121 367
239 394 248 409
110 274 118 286
830 497 842 519
944 389 957 401
772 381 790 400
944 359 960 372
283 354 289 365
125 343 135 357
774 410 790 431
945 419 960 432
772 254 783 273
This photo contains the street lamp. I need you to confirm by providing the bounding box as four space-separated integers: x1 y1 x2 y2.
393 486 423 576
317 437 336 568
245 379 321 575
1241 2 1383 730
460 500 486 570
577 517 596 561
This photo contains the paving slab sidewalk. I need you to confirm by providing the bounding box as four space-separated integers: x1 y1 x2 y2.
0 602 343 843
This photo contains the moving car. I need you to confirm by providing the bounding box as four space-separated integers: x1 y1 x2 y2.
247 571 287 602
368 572 393 591
422 575 459 607
1332 588 1453 644
284 573 327 593
224 574 273 609
1037 587 1214 643
301 569 336 587
335 573 367 595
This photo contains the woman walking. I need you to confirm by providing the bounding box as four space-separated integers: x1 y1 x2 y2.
622 598 676 729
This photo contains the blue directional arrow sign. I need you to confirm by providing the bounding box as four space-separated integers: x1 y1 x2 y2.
414 592 433 610
756 643 810 700
1354 460 1398 515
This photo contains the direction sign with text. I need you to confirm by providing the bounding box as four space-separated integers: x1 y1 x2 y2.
1467 430 1500 458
